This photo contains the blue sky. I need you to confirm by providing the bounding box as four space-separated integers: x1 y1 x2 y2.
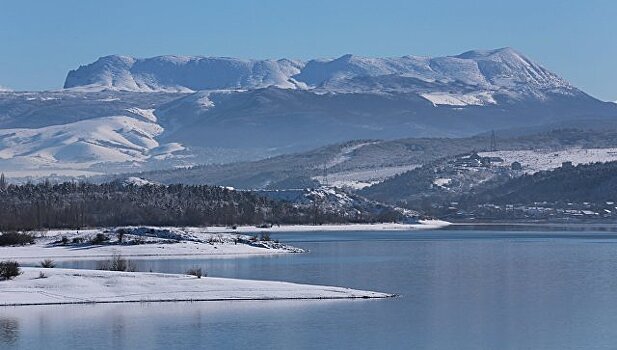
0 0 615 100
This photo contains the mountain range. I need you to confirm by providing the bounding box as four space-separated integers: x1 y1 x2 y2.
0 48 615 177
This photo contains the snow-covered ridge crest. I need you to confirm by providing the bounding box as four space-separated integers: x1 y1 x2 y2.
63 48 575 99
64 55 305 92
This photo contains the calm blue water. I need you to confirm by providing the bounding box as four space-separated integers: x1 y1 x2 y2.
4 227 617 349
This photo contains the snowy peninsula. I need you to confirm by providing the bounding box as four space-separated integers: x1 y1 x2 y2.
0 268 394 306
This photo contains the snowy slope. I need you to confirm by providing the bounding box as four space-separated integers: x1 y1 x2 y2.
64 55 304 92
0 115 185 174
0 48 615 177
296 48 573 97
479 148 617 173
64 48 579 105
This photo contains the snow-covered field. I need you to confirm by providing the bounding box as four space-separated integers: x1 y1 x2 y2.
479 148 617 173
0 227 303 262
0 268 392 306
421 91 496 106
0 226 402 306
0 222 448 263
313 164 420 189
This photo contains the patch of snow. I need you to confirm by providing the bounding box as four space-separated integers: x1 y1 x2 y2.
433 178 452 187
206 221 451 233
124 176 157 186
323 142 377 169
314 164 420 189
479 148 617 173
126 107 157 122
421 92 497 106
0 227 303 262
96 97 120 102
196 93 215 109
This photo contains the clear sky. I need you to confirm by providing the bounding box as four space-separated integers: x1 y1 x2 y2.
0 0 615 100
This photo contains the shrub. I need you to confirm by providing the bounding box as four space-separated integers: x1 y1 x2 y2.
259 232 271 241
96 253 136 272
186 266 205 278
90 233 110 245
129 237 145 245
40 259 56 268
37 271 47 279
0 232 34 246
61 236 69 245
116 228 128 243
72 237 84 244
0 261 21 280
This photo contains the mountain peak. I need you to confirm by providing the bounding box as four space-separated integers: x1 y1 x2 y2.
455 47 523 59
63 49 572 96
64 55 303 91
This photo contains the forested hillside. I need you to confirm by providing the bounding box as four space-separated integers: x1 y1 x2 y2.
0 181 396 231
463 161 617 205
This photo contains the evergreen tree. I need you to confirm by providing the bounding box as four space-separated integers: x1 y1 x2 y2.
0 173 6 191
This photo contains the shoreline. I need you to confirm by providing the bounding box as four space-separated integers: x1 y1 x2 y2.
205 220 452 233
0 222 450 262
0 268 394 307
0 227 304 262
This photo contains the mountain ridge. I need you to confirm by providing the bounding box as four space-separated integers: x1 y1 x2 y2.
0 48 614 177
63 48 577 101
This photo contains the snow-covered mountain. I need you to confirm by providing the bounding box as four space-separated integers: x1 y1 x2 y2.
0 48 615 177
297 48 574 98
64 55 305 92
65 48 576 104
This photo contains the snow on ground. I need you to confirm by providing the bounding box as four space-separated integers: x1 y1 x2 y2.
0 268 393 306
209 220 451 233
0 114 187 175
313 164 420 189
123 176 158 186
0 227 303 262
479 148 617 173
433 178 452 187
421 91 496 106
126 107 157 122
0 222 449 262
324 142 378 169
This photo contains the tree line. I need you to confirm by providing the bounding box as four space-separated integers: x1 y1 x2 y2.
0 181 354 231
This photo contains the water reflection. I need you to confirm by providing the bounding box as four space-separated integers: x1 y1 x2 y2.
9 229 617 349
0 317 19 346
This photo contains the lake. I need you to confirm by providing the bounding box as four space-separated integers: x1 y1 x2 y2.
3 226 617 349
